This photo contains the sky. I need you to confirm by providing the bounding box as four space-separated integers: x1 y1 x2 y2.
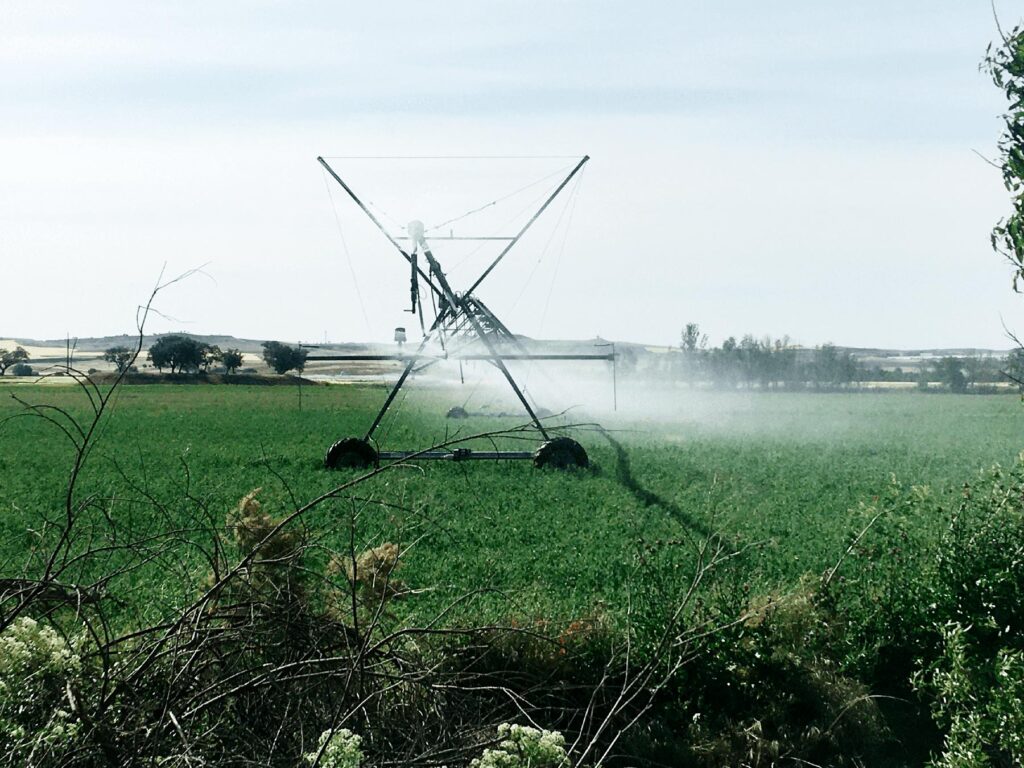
0 1 1020 349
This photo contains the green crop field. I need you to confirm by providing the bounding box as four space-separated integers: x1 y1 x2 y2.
3 382 1022 626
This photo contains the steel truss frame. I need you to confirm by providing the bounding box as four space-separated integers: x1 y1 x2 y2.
315 155 607 468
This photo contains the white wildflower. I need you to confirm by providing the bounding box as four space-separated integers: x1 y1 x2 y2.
305 728 363 768
471 723 571 768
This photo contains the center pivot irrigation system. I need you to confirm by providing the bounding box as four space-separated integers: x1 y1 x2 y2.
314 154 612 470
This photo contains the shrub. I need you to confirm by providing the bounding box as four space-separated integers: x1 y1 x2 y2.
10 363 33 377
0 617 85 760
915 623 1024 767
470 724 571 768
824 455 1024 765
305 729 363 768
329 542 404 609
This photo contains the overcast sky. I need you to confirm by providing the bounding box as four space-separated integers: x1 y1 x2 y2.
1 1 1019 349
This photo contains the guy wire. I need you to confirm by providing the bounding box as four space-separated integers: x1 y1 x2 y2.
322 169 371 334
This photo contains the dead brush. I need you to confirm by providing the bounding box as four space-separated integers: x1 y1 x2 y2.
685 579 890 767
211 488 307 615
328 542 406 613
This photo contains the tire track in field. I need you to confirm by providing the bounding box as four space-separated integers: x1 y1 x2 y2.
595 428 711 538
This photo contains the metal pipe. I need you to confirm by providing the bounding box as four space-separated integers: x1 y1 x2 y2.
305 353 616 361
378 450 534 461
317 156 445 299
465 155 589 296
396 236 515 241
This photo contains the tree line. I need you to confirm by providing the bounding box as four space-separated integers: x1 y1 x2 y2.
655 323 1016 392
108 335 307 376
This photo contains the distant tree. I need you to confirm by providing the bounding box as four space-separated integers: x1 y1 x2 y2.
933 356 968 393
10 363 33 377
771 336 799 388
709 336 740 388
0 347 29 376
677 323 708 384
680 323 707 353
810 343 861 389
961 354 1003 386
201 345 222 372
221 348 244 375
103 345 134 374
1006 348 1024 391
147 335 206 374
839 350 861 387
812 344 839 388
261 341 308 375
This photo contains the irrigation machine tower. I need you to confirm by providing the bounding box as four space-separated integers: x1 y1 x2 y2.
314 154 612 470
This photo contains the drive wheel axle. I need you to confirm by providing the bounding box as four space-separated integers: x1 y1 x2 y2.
325 437 379 469
533 437 588 469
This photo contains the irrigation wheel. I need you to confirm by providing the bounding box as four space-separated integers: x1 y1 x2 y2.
533 437 589 469
324 437 379 469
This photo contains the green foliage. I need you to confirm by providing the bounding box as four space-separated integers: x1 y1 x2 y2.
824 456 1024 764
305 729 363 768
933 357 968 393
202 344 222 371
664 578 890 767
0 347 29 376
147 334 215 374
102 345 134 373
9 363 33 377
680 322 707 352
470 724 571 768
262 340 308 375
986 20 1024 289
4 385 1024 763
912 462 1024 767
1006 347 1024 391
0 617 85 761
1 386 1022 627
667 329 864 390
915 623 1024 768
221 348 244 374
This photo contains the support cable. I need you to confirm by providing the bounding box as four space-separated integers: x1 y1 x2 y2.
426 162 574 233
322 169 371 334
521 171 586 402
508 170 581 312
540 172 584 333
445 184 563 274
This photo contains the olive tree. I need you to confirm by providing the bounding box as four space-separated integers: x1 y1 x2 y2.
148 335 207 374
221 348 244 374
261 341 308 375
103 346 134 374
0 347 29 376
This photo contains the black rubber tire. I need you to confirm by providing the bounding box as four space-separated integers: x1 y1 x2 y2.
324 437 379 469
446 406 469 419
533 437 589 469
